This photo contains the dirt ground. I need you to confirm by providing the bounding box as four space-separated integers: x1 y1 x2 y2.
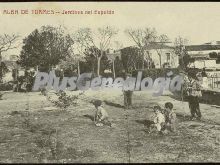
0 90 219 163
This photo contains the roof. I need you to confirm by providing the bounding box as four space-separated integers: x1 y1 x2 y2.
185 45 220 51
120 44 173 51
144 43 173 50
190 56 211 60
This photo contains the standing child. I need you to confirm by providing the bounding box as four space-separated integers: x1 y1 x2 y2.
149 105 166 134
93 100 111 127
186 73 202 120
163 102 177 132
123 73 133 109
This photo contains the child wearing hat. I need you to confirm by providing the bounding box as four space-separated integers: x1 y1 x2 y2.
93 100 111 127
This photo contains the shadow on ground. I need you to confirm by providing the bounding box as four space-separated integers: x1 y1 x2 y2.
83 114 94 121
103 100 124 108
135 119 154 128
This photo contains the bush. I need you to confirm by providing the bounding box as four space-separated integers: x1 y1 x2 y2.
209 52 218 58
216 58 220 64
47 91 84 110
132 68 181 81
0 82 13 91
0 92 3 100
186 68 201 79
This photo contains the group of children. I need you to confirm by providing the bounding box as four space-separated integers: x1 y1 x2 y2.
149 102 176 134
92 99 176 135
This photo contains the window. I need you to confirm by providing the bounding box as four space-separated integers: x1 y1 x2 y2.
166 53 171 62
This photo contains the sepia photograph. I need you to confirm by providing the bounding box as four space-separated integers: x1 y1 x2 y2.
0 1 219 163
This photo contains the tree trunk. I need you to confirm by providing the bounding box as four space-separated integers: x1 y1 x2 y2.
48 64 51 73
140 49 145 70
77 61 80 76
112 60 115 79
142 52 145 70
0 51 2 63
97 56 101 76
159 54 162 68
0 51 2 83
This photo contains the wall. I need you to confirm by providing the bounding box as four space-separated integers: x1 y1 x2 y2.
147 49 179 68
190 59 220 69
188 49 220 55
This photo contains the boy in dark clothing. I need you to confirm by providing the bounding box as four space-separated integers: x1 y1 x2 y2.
163 102 177 132
123 73 133 109
186 74 202 120
123 90 133 109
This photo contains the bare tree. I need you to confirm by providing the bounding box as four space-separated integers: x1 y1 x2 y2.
154 34 170 68
174 36 188 55
125 27 157 69
0 34 20 61
73 28 96 75
0 34 20 82
174 36 189 69
106 41 123 78
74 26 118 76
59 45 85 76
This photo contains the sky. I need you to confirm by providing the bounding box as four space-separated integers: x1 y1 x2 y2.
1 2 220 59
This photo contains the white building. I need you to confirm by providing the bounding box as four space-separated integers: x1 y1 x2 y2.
144 43 178 68
119 43 178 69
186 42 220 69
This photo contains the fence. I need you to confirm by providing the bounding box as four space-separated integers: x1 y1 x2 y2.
207 74 220 89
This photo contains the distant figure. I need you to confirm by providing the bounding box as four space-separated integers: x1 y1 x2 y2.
149 105 166 134
186 73 202 120
151 62 156 68
93 100 111 127
123 73 133 109
201 68 209 89
201 67 207 77
163 102 177 132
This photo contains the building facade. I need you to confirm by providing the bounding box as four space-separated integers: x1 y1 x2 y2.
186 42 220 69
144 43 178 68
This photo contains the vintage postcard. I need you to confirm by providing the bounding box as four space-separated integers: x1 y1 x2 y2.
0 1 219 163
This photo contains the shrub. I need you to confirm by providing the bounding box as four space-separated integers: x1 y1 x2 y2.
0 82 13 91
216 58 220 64
0 92 3 100
47 91 84 110
132 68 181 81
209 52 218 58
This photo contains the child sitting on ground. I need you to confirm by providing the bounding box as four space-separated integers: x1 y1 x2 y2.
93 100 111 127
149 105 166 134
163 102 177 133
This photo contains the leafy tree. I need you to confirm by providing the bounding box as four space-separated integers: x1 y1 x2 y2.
18 26 74 72
209 52 218 58
209 52 220 64
0 62 9 82
120 46 143 73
